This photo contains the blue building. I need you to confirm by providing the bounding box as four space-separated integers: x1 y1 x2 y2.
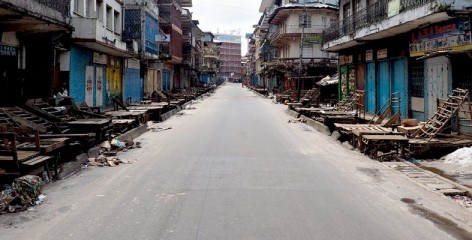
123 0 160 99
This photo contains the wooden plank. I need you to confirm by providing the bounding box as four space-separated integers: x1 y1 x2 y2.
21 156 52 166
40 133 95 138
352 129 391 137
16 151 40 161
68 119 111 125
362 135 408 141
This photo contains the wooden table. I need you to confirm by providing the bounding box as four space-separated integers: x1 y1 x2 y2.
16 137 68 154
361 134 409 160
68 119 112 142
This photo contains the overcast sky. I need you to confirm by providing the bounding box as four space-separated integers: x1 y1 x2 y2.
189 0 262 55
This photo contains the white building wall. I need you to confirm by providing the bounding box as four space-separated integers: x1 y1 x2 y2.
71 0 126 51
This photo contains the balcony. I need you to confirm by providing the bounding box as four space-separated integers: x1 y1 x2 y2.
0 0 72 32
270 25 326 47
72 18 130 57
159 44 172 60
159 10 171 24
322 0 456 51
182 30 192 45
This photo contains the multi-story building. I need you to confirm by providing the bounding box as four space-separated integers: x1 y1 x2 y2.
68 0 132 108
244 33 258 86
181 9 204 87
214 33 242 82
322 0 472 120
123 0 160 101
258 0 338 95
0 0 72 106
157 0 192 91
202 32 221 85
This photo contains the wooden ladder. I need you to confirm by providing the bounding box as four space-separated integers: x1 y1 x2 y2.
369 92 401 127
415 88 469 141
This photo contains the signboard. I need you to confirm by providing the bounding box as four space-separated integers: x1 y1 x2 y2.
93 52 107 64
155 34 171 42
85 66 94 106
96 67 103 107
366 50 373 61
345 55 353 64
0 45 17 56
339 55 353 64
304 34 322 44
410 18 472 57
377 48 388 59
388 0 400 18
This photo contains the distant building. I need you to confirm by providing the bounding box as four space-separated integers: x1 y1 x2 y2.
214 33 242 82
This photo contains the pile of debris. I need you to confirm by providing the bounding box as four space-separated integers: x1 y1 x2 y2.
147 121 172 132
288 118 307 124
88 156 136 167
0 175 45 214
450 195 472 208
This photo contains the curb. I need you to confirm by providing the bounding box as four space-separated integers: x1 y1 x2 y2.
285 108 300 119
117 124 148 141
300 115 331 136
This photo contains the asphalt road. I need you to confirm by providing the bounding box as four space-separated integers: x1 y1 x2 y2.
1 83 471 240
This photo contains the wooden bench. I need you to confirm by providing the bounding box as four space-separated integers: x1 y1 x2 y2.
0 129 52 177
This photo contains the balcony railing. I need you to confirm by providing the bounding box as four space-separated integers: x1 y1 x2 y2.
35 0 70 17
322 0 434 43
271 24 327 42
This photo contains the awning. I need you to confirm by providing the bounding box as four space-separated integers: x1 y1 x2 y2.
317 74 338 86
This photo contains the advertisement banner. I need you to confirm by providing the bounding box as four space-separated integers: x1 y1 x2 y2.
410 19 472 57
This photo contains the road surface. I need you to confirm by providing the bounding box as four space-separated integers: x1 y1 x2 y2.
1 83 471 240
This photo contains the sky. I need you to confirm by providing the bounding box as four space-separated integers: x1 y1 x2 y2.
189 0 262 56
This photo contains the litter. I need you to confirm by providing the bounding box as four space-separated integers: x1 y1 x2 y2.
288 118 307 123
1 175 44 213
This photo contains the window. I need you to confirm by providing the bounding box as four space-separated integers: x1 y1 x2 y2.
410 59 424 98
330 18 336 27
86 0 94 18
74 0 79 13
114 10 121 34
354 0 361 13
106 5 112 30
299 14 311 28
302 45 313 58
322 17 327 28
97 0 103 22
74 0 84 16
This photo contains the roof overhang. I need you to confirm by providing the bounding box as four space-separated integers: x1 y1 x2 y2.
74 39 133 58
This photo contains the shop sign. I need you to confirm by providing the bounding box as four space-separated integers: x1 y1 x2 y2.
304 34 322 44
410 18 472 57
388 0 400 18
366 50 373 61
377 48 388 59
0 44 17 56
93 52 108 64
343 55 353 64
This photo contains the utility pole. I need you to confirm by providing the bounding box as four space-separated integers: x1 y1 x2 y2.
298 4 307 102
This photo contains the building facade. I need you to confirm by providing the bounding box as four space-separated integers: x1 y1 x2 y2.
202 32 220 85
68 0 131 108
322 0 472 121
157 0 192 91
258 0 339 96
0 0 72 106
123 0 160 102
214 33 242 82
